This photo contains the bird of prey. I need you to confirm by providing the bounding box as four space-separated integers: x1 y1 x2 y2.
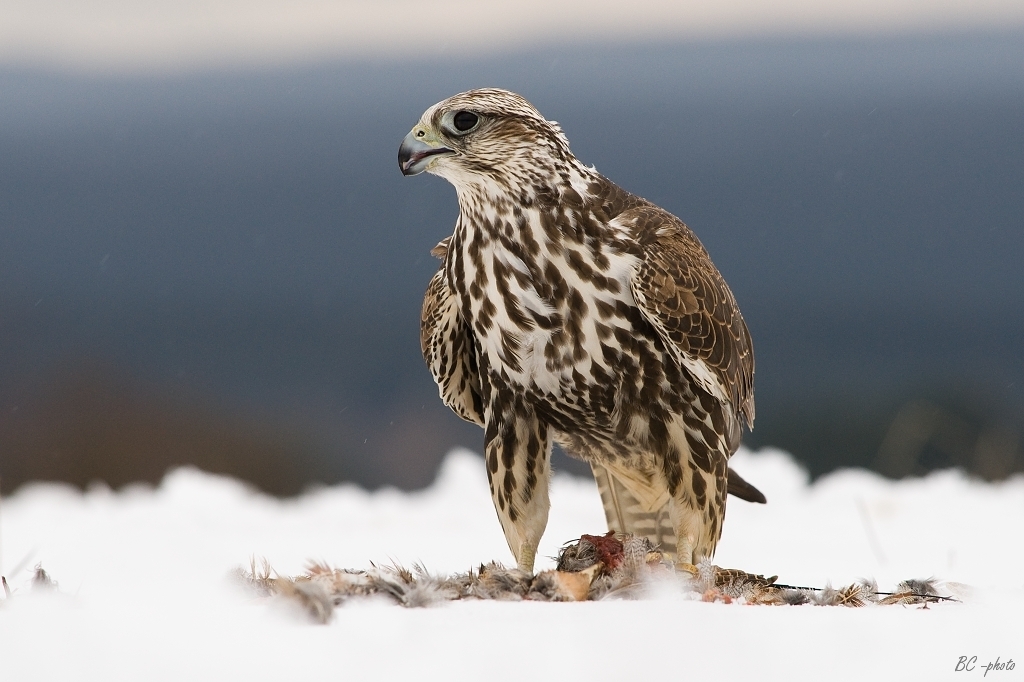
400 89 763 573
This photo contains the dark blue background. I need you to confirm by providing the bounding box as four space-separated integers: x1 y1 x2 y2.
2 32 1022 493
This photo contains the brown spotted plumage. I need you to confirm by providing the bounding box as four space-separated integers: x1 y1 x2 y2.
400 88 762 572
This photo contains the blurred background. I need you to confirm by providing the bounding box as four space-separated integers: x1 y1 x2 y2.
1 1 1023 495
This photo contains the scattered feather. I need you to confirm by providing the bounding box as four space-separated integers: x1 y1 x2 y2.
235 532 962 622
32 564 58 591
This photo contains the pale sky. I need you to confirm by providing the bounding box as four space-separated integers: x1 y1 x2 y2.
2 0 1023 72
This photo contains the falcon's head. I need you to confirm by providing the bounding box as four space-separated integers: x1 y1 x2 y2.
398 88 576 193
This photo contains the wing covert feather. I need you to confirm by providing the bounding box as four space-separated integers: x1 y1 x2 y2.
625 206 755 428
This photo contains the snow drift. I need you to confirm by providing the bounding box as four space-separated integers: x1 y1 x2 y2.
1 447 1021 681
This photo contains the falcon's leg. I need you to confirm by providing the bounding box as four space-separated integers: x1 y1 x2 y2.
591 461 765 563
662 415 729 571
483 398 552 574
591 463 677 561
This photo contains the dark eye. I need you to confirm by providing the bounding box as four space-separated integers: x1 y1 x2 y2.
452 111 479 132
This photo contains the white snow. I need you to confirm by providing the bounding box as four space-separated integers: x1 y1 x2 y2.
1 447 1022 681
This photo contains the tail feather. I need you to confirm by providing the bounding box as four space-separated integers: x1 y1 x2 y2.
727 468 767 504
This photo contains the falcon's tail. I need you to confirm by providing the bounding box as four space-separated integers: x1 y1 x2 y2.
726 467 767 504
592 463 767 563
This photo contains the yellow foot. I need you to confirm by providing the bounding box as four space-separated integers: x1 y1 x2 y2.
674 562 699 578
517 543 537 574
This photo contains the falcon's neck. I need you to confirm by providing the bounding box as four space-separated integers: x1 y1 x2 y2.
452 155 602 243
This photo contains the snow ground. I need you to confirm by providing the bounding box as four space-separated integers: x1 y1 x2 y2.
1 447 1021 681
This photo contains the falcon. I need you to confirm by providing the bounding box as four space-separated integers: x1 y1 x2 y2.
399 89 763 573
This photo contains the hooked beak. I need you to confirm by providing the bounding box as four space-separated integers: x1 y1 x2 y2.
399 130 453 176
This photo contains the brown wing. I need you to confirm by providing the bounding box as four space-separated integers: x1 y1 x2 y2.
421 267 485 426
626 205 755 430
